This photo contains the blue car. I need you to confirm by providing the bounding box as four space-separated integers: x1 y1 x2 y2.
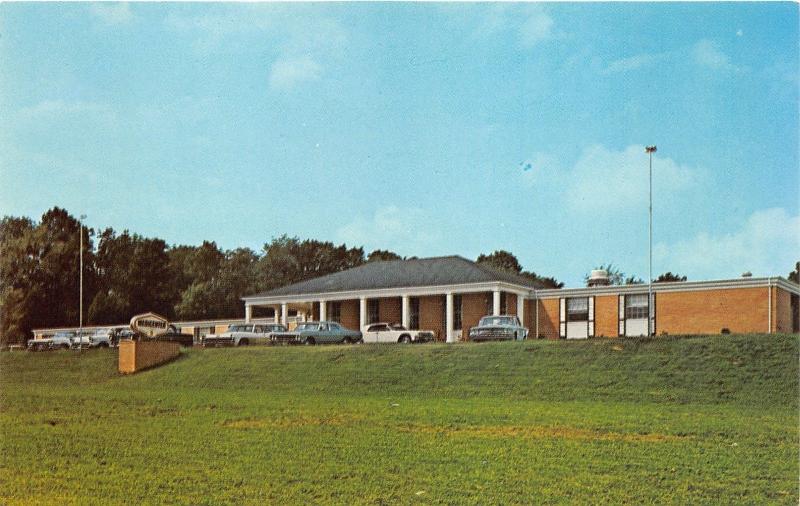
271 321 363 345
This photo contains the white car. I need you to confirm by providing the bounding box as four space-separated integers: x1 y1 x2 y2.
362 323 435 344
66 329 113 349
202 323 287 347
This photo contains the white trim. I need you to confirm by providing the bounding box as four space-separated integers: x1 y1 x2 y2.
401 295 410 329
445 292 455 343
532 277 799 299
359 297 367 331
243 281 533 305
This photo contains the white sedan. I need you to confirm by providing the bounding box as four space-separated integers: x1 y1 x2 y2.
362 323 435 344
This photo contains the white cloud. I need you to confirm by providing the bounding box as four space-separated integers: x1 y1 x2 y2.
655 208 800 279
604 52 666 74
268 57 323 91
565 144 697 212
337 206 436 255
90 3 134 26
692 39 740 72
519 10 554 47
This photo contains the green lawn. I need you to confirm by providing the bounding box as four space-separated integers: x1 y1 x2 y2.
1 334 798 505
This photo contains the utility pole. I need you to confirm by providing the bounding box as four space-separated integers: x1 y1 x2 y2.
645 146 657 336
79 214 86 352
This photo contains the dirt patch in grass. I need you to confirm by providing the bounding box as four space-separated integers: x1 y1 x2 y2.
397 423 690 443
221 413 364 430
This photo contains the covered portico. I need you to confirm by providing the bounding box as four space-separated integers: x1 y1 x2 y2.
242 256 538 342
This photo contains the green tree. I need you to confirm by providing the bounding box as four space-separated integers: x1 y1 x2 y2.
367 249 402 262
0 208 94 344
477 250 524 273
655 272 687 283
258 235 365 291
88 229 176 324
477 250 563 289
788 262 799 284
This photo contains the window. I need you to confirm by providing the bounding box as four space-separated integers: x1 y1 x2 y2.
329 323 342 331
566 297 589 322
368 324 389 332
625 294 649 320
367 299 380 324
454 294 463 330
410 297 420 329
328 302 341 323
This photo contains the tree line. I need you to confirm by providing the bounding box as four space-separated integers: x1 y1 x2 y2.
0 208 563 344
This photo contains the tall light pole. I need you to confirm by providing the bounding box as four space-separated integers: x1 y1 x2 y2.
645 146 657 336
79 214 87 352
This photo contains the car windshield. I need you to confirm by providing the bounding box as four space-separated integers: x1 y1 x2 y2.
480 316 516 326
54 332 73 338
228 325 249 332
390 324 407 330
295 323 318 331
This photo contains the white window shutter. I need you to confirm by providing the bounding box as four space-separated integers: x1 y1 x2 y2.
588 296 595 337
618 294 625 336
559 298 566 338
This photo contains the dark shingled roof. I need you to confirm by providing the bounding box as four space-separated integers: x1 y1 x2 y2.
246 256 543 298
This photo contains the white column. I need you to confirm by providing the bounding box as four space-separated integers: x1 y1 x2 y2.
245 304 252 323
401 295 411 329
493 290 501 316
319 301 327 321
273 306 280 324
359 297 367 331
446 292 455 343
281 303 288 326
517 294 525 332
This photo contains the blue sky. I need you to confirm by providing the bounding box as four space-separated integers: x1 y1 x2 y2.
1 2 797 287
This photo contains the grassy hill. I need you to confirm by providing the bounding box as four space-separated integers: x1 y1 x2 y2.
1 334 798 504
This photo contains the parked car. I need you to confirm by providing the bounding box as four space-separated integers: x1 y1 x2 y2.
203 323 287 347
70 329 113 349
468 315 528 342
27 331 75 351
362 323 435 344
271 321 362 345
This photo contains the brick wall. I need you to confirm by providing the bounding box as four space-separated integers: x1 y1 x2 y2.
506 293 517 316
378 297 402 325
339 299 360 331
118 340 180 374
595 295 618 338
774 287 796 334
533 298 560 339
656 287 770 335
419 295 445 341
461 292 491 340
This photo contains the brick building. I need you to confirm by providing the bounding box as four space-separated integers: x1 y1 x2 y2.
243 256 800 340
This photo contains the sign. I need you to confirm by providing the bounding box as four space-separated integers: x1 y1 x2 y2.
130 312 171 337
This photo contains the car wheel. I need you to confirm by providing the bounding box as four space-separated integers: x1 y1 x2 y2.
342 337 352 345
399 335 411 344
61 344 70 350
238 338 249 346
100 342 110 348
304 337 315 346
